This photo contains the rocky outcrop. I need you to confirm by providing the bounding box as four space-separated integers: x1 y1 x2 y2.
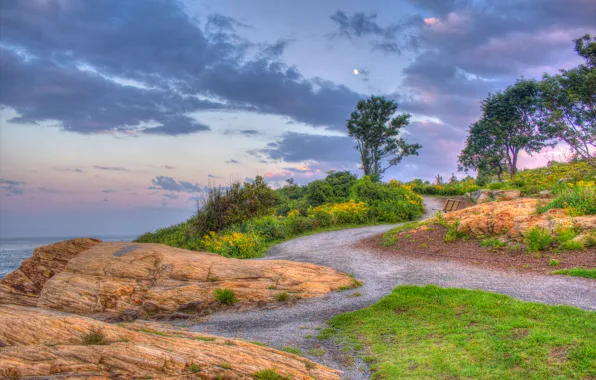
0 238 102 306
17 242 354 319
0 304 341 379
467 189 521 204
441 198 596 241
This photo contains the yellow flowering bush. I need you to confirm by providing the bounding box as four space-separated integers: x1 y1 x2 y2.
200 230 263 259
308 201 369 226
287 209 301 219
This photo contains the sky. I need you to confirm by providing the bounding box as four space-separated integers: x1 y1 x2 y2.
1 0 595 237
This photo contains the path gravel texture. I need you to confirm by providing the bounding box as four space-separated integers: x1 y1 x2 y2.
190 197 596 379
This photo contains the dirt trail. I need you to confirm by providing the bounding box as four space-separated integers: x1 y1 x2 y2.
189 197 596 379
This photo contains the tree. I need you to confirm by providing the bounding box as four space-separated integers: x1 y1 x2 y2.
448 173 458 184
322 170 358 201
458 120 508 181
478 79 551 179
538 35 596 168
346 96 421 178
435 174 444 185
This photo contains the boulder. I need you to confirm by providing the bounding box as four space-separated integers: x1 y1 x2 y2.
492 189 521 201
0 238 102 306
441 198 596 241
0 304 341 379
22 242 355 319
470 189 493 204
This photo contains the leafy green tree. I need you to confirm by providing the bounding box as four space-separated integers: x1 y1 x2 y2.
538 35 596 168
305 180 334 206
346 96 421 178
467 79 550 179
458 120 508 181
323 170 358 201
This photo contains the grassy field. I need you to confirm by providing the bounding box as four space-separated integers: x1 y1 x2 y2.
320 285 596 379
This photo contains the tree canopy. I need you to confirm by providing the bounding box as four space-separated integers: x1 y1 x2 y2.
347 96 421 179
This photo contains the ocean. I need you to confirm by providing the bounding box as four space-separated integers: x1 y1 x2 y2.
0 235 137 279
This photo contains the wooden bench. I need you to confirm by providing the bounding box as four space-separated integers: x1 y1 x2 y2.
442 199 461 212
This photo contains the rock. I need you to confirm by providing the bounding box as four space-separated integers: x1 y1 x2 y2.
0 304 341 379
538 190 551 198
25 242 355 319
492 189 521 201
0 238 102 306
470 189 493 203
441 198 596 241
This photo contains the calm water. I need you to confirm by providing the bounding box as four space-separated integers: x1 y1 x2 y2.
0 235 137 279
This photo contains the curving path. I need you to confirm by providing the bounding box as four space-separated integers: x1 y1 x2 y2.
190 198 596 378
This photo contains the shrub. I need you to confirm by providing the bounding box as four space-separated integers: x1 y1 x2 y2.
81 329 108 345
201 231 263 259
305 180 334 206
525 227 552 252
538 184 596 216
275 292 290 302
187 363 201 373
286 215 318 234
560 240 584 251
351 177 424 222
243 215 288 240
214 288 238 305
307 201 369 225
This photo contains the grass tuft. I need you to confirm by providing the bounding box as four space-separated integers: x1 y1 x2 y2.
253 369 292 380
214 288 238 305
552 267 596 279
81 329 108 345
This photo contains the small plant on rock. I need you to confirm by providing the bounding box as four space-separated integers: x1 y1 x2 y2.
214 288 238 305
275 292 290 302
549 259 560 267
481 237 505 249
81 329 108 345
253 369 292 380
187 363 201 373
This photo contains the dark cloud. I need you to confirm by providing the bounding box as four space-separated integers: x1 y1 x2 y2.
208 174 223 179
1 1 364 134
225 159 240 164
163 193 179 200
329 10 422 55
53 167 83 173
102 190 117 193
260 132 358 163
150 176 203 193
0 179 25 195
224 129 261 136
93 166 127 171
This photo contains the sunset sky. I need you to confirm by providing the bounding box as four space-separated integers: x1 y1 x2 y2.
1 0 595 237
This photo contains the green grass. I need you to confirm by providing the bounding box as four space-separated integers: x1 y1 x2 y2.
308 348 326 357
187 363 201 373
320 285 596 379
253 369 292 380
281 346 304 355
481 237 506 249
81 329 108 345
552 268 596 279
275 292 290 302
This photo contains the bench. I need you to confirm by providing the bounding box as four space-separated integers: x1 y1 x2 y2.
442 199 461 212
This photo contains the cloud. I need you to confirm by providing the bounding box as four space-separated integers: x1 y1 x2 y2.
102 189 117 193
329 10 422 55
0 179 25 195
1 1 365 134
225 159 240 164
93 166 128 171
259 132 358 163
224 129 261 136
150 176 203 193
163 193 179 200
163 165 176 170
208 174 222 179
53 167 83 173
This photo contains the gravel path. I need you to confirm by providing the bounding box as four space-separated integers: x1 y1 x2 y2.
190 198 596 379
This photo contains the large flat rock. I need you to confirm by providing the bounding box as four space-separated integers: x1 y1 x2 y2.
1 240 354 319
0 304 341 379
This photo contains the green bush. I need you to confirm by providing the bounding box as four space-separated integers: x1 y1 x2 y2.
351 177 424 222
275 292 290 302
253 369 291 380
549 259 560 267
538 184 596 216
214 288 238 305
525 227 552 252
243 215 288 240
81 329 108 345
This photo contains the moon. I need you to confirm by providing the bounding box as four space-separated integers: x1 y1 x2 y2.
353 69 359 75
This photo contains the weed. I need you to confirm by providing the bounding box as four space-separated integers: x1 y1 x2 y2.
275 292 290 302
549 259 560 267
249 341 266 346
214 288 238 305
281 346 303 355
552 267 596 279
140 329 167 336
81 329 108 345
421 243 429 249
224 340 236 346
304 334 313 339
308 348 326 357
481 237 505 249
268 285 276 290
560 240 585 251
187 363 201 373
253 369 292 380
219 362 232 370
194 336 216 342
